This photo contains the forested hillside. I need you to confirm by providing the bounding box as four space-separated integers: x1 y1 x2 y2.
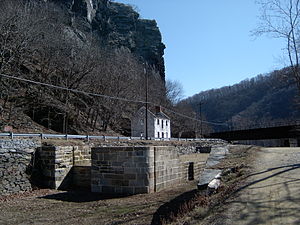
184 67 300 132
0 0 168 135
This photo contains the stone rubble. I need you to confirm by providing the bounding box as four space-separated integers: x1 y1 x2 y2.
0 139 41 195
197 145 229 190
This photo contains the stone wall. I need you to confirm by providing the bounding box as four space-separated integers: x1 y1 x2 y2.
154 146 181 192
38 145 91 189
73 145 91 190
180 154 209 181
91 146 208 195
0 139 217 195
73 145 91 166
73 166 91 190
38 146 73 189
0 139 41 195
38 144 210 194
289 138 299 147
91 147 154 195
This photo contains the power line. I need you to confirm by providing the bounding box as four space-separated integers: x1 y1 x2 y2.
0 73 148 104
0 73 228 126
161 106 228 126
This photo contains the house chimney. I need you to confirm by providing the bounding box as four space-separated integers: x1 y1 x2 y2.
155 106 162 113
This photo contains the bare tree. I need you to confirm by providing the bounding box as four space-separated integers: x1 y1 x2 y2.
0 0 169 134
169 102 195 138
0 0 55 120
165 79 184 106
254 0 300 91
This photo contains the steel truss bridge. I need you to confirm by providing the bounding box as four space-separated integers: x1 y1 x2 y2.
209 124 300 142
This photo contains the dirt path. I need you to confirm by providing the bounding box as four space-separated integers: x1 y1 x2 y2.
215 147 300 225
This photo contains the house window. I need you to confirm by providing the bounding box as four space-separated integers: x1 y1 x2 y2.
162 132 164 138
162 120 164 129
166 120 168 126
157 132 160 138
157 119 160 125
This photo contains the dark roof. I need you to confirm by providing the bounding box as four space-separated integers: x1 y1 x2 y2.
137 107 170 120
155 111 170 120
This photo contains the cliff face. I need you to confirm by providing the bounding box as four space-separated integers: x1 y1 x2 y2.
55 0 166 80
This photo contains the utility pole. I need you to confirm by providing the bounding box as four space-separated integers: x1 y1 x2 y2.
199 102 203 137
145 67 148 140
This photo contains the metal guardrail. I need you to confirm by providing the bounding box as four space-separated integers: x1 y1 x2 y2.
0 132 219 142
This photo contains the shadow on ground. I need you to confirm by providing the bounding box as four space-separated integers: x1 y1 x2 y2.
226 163 300 225
151 189 201 225
235 163 300 194
39 191 126 203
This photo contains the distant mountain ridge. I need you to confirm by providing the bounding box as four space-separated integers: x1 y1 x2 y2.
184 67 300 131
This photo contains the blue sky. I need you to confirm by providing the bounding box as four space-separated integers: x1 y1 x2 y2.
117 0 286 97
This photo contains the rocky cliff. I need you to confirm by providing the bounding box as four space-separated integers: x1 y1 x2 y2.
53 0 166 80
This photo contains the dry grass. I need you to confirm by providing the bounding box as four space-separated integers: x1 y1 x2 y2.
0 182 200 225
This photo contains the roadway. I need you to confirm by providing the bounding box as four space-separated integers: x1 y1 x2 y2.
220 147 300 224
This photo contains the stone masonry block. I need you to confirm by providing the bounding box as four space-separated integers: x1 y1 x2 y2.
102 186 116 193
93 147 110 153
115 186 123 194
124 167 138 174
123 174 137 180
140 167 154 174
104 174 124 180
133 156 147 163
117 151 128 159
104 153 117 161
123 162 136 167
134 187 149 194
91 151 98 159
134 150 144 156
96 154 104 161
111 179 129 186
112 161 124 167
91 185 102 193
121 187 134 195
133 146 151 151
137 162 149 167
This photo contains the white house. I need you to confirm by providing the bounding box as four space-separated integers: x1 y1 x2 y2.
131 106 171 139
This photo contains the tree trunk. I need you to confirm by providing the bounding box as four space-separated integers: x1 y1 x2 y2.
92 111 99 131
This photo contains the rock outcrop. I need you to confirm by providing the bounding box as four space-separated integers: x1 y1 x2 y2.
54 0 166 80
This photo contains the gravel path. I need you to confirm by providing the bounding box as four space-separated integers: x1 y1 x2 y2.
221 147 300 225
